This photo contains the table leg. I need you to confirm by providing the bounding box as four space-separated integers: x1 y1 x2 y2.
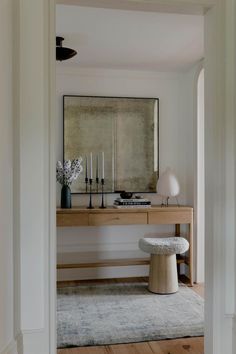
175 224 180 275
175 222 193 286
175 224 180 236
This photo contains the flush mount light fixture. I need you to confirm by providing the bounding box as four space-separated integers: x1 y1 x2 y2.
56 36 77 61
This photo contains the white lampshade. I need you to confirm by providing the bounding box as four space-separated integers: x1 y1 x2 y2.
156 167 180 197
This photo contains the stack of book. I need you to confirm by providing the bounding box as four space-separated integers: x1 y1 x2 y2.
113 197 151 209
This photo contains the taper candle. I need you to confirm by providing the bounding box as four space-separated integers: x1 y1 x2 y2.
85 155 88 179
96 154 99 179
90 152 93 179
101 152 104 179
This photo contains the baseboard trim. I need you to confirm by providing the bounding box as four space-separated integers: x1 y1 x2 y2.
15 329 49 354
15 333 23 354
0 339 18 354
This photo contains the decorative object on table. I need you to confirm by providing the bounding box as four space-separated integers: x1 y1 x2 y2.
99 152 106 208
56 158 83 208
100 178 106 209
156 167 180 206
96 154 99 193
57 282 204 348
87 152 94 209
133 195 143 199
85 156 88 193
120 191 133 199
113 197 151 209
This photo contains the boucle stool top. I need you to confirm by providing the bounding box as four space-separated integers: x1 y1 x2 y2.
139 237 189 255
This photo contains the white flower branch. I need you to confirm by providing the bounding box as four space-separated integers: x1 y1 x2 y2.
56 158 83 186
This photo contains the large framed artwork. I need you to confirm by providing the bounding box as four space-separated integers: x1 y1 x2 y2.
63 95 159 193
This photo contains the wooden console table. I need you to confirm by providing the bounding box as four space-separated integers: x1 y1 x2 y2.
57 206 193 285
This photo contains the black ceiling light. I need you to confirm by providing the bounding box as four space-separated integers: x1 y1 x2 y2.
56 36 77 61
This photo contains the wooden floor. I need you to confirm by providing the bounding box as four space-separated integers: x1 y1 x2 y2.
57 277 204 354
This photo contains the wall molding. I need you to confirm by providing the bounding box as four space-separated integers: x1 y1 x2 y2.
225 313 236 320
12 0 55 353
15 333 23 354
1 339 18 354
192 60 204 283
18 329 48 354
0 328 58 354
57 0 214 15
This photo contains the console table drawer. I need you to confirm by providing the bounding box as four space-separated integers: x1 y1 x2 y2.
148 210 192 224
57 213 89 227
89 212 147 226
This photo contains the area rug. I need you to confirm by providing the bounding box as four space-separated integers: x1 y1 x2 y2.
57 282 204 348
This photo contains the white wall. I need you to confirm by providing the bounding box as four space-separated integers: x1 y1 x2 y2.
0 1 16 353
56 65 198 280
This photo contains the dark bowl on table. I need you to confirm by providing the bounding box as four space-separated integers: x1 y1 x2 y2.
120 191 133 199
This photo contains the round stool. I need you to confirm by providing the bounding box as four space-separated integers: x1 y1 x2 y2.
139 237 189 294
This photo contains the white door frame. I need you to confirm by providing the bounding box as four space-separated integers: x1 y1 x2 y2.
12 1 236 354
193 63 205 284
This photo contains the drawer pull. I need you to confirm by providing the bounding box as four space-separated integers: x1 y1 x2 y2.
110 217 120 221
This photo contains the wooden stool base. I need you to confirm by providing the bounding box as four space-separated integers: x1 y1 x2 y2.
148 254 178 294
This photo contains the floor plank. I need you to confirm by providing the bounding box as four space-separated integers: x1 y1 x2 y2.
57 338 204 354
192 283 204 298
149 337 204 354
108 342 153 354
58 346 109 354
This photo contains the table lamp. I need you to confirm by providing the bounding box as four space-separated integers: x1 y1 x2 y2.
156 167 180 206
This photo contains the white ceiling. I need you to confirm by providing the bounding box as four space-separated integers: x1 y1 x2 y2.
56 5 204 71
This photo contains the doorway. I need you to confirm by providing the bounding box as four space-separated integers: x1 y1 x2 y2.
12 1 236 354
56 4 204 352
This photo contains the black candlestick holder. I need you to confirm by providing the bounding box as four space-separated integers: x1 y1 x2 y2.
87 179 94 209
96 177 99 193
100 178 106 209
85 177 88 193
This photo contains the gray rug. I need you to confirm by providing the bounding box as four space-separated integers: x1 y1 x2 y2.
57 282 204 348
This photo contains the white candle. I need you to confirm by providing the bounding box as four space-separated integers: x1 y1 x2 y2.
101 152 104 179
96 154 99 180
85 155 88 179
90 152 93 179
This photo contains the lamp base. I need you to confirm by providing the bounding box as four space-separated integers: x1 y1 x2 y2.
161 196 180 207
